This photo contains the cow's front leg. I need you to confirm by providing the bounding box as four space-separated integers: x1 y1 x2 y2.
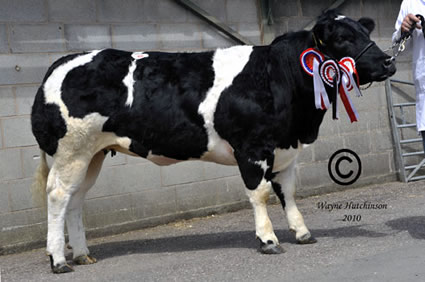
236 152 283 254
246 179 283 254
272 160 317 244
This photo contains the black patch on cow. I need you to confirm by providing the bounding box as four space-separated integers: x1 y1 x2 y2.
102 51 215 160
61 49 132 118
234 150 275 190
271 182 286 209
31 87 67 156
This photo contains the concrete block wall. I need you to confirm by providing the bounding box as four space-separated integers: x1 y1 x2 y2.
0 0 407 253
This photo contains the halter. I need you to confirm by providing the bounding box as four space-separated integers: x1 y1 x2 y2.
312 32 376 64
354 42 375 62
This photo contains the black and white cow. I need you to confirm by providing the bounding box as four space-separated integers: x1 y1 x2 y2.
31 10 395 273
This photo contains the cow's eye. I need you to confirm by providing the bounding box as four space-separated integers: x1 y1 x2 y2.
335 35 353 44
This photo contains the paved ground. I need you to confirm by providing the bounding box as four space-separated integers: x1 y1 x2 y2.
1 181 425 282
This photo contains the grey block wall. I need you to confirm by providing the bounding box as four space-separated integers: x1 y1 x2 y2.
0 0 406 253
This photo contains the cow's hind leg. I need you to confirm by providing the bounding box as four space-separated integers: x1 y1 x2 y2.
272 160 316 244
236 153 283 254
46 155 92 273
66 151 106 266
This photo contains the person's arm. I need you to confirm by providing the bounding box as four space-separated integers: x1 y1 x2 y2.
392 0 409 43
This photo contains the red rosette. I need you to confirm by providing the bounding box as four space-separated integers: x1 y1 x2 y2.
300 48 324 76
339 57 359 86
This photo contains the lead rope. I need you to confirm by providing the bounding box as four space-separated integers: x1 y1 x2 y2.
385 14 425 60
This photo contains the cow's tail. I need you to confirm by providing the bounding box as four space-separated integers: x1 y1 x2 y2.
31 150 49 207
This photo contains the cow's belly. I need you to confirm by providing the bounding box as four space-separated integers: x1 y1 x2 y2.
142 138 237 166
110 134 303 170
272 145 304 172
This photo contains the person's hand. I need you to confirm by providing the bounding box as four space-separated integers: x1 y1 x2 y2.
401 13 422 33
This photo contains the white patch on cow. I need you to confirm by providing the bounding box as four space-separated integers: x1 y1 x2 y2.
200 139 237 165
335 15 346 21
116 136 132 150
44 50 102 118
272 145 303 172
245 179 279 244
123 60 138 107
198 46 253 163
254 159 269 173
124 52 149 107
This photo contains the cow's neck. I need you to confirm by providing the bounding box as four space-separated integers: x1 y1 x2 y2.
269 30 327 149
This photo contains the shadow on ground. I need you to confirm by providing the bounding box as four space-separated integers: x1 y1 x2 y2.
386 216 425 240
90 224 388 260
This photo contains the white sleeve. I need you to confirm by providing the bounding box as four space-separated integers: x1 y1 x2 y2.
392 0 408 43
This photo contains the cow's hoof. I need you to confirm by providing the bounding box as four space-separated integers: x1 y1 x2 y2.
259 240 285 254
49 255 74 274
74 254 97 265
52 263 74 274
296 234 317 245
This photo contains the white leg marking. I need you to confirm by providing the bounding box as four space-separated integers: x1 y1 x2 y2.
198 46 253 152
66 151 105 259
274 159 310 240
246 179 279 244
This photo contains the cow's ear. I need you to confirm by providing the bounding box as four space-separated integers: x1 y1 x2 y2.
358 17 375 35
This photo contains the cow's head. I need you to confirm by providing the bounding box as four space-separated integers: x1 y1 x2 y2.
313 10 396 84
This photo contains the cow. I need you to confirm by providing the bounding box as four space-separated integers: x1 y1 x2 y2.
31 10 395 273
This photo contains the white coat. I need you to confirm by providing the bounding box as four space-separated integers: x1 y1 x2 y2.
392 0 425 131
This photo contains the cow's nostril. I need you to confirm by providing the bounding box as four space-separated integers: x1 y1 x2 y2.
384 57 395 68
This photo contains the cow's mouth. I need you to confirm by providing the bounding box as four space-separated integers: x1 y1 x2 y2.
367 62 396 83
380 65 397 81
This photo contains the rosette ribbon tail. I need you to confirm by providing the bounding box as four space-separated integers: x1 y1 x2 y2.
339 75 359 123
313 58 330 110
332 74 339 120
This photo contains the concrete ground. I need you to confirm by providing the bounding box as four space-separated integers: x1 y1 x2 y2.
1 181 425 282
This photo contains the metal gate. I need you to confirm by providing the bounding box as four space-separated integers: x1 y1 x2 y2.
386 78 425 182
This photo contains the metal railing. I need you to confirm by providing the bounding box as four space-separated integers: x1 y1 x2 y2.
385 78 425 182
